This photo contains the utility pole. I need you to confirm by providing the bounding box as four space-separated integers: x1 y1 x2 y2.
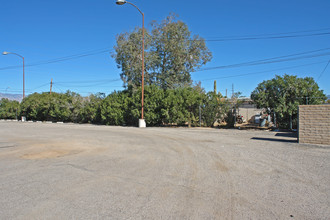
226 89 227 98
232 84 234 98
50 79 53 94
214 80 217 94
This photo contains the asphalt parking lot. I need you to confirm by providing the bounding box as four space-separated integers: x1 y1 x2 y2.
0 121 329 219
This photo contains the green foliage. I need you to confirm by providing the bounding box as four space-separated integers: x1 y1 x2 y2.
100 91 130 126
113 14 212 89
202 92 229 127
163 86 204 126
251 74 326 128
98 85 206 127
113 28 153 88
20 91 82 122
13 84 234 128
78 93 104 124
0 98 19 119
224 110 235 128
129 85 166 126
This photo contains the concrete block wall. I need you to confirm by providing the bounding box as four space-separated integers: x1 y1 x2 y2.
298 105 330 145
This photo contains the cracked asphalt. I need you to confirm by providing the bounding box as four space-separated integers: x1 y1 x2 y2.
0 121 329 219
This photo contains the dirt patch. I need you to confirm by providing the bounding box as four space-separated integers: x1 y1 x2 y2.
21 150 70 159
18 141 107 160
215 161 229 172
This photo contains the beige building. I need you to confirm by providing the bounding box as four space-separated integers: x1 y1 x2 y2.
235 98 263 123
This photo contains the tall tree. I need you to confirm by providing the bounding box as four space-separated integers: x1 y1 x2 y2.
112 14 212 89
251 74 326 129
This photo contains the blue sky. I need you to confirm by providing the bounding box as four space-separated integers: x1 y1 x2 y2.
1 0 330 97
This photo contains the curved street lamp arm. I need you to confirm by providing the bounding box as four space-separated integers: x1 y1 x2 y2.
2 51 25 99
125 1 144 16
4 52 24 59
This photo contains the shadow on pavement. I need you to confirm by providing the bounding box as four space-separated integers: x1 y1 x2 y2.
251 137 298 143
275 132 297 138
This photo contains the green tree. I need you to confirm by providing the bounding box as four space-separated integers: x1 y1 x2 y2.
163 86 204 127
78 93 104 124
20 93 49 121
20 91 82 122
100 90 130 126
202 92 229 127
0 98 19 119
112 14 212 89
128 85 166 126
251 74 326 129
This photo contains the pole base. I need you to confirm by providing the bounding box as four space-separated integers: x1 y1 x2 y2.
139 119 146 128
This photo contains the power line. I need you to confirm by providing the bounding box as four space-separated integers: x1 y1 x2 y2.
55 81 122 88
0 47 113 71
195 48 330 72
203 27 330 38
0 28 329 72
198 61 328 82
164 29 330 42
0 89 22 93
1 28 330 71
317 60 330 80
55 78 121 84
203 32 330 42
28 83 51 91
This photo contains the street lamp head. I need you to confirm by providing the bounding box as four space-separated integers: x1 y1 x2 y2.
116 0 126 5
2 51 9 55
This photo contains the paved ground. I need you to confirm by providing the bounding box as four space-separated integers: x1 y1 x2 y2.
0 121 329 220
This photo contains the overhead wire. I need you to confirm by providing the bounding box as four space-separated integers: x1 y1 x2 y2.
0 47 114 71
1 27 330 71
195 49 330 72
55 81 121 88
317 60 330 80
198 61 328 82
55 78 121 84
203 27 330 38
202 32 330 42
1 28 329 95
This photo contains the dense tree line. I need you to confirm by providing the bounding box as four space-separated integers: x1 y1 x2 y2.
0 86 228 127
2 75 326 129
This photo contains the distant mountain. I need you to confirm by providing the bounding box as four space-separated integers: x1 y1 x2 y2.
0 93 23 102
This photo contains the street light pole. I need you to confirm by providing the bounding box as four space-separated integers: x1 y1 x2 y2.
2 51 25 99
116 0 146 128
